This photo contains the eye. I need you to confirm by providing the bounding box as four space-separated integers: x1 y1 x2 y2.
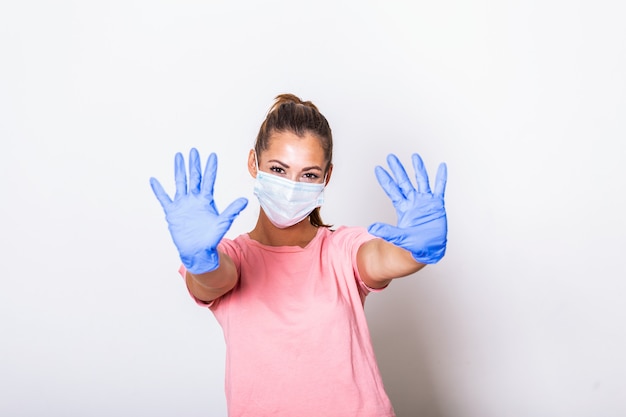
270 165 286 174
303 172 320 180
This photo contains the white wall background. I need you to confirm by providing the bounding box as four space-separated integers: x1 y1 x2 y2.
1 1 624 416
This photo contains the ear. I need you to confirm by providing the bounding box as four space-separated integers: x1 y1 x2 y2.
247 149 258 178
324 163 333 186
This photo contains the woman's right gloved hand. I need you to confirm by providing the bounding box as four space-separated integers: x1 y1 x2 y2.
150 148 248 274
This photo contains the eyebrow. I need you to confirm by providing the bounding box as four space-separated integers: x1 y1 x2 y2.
267 159 323 171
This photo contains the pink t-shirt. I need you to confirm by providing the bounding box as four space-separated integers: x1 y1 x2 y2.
181 226 395 417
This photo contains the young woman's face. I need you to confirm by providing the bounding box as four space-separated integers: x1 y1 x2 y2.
249 130 332 184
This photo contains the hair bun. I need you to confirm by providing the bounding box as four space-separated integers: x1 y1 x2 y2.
269 93 320 113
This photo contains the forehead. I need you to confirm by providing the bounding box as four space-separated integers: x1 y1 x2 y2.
263 131 325 162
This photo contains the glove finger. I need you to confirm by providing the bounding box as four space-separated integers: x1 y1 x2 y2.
374 166 405 204
411 153 432 194
367 222 404 245
173 152 188 200
434 162 447 198
149 177 173 208
201 152 218 199
214 198 249 240
387 154 415 198
188 148 202 194
220 197 249 222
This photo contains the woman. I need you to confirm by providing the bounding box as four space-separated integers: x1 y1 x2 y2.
150 94 448 417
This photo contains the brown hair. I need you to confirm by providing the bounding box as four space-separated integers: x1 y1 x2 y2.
254 93 333 228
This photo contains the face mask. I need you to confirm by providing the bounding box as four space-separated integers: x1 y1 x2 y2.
253 168 326 229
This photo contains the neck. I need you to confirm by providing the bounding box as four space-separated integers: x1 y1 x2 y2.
249 211 320 248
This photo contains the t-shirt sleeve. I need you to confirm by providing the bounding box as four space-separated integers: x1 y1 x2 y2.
332 226 389 296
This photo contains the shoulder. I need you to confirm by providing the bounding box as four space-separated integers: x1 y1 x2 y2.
218 234 252 260
320 226 376 254
325 226 375 244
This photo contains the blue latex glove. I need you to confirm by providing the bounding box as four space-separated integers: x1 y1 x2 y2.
150 148 248 274
368 153 447 264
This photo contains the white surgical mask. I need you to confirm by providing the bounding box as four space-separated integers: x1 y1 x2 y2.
253 167 326 229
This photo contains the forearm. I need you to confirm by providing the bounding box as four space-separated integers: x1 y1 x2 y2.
185 251 238 303
357 238 426 288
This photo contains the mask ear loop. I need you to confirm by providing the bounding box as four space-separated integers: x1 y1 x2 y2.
322 164 329 187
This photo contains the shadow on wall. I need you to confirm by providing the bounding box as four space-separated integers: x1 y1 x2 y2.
367 274 446 417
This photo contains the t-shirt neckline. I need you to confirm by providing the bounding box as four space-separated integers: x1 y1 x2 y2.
242 227 327 252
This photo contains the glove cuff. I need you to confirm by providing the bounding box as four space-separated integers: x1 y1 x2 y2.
181 249 219 275
411 246 446 264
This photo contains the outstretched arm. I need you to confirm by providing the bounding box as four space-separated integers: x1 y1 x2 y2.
184 251 240 302
150 148 248 302
358 238 426 289
357 153 447 289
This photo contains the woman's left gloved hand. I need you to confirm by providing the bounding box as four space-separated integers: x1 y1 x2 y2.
368 153 448 264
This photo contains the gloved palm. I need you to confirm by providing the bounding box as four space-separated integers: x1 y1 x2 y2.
368 153 447 264
150 148 248 274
